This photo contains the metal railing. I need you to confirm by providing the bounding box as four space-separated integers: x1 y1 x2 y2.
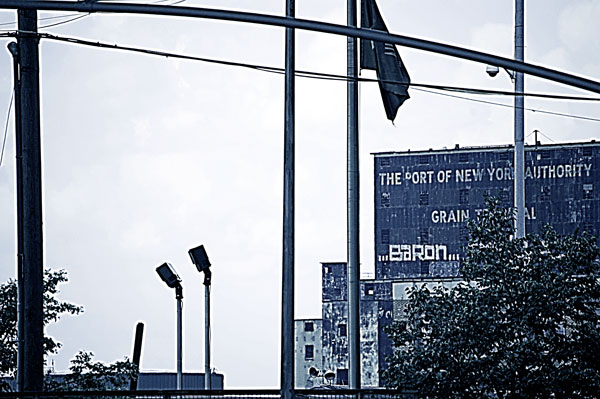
0 389 418 399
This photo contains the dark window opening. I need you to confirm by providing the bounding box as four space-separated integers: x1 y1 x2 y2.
380 158 391 167
305 345 314 360
459 152 469 163
460 225 470 241
540 186 551 201
336 368 349 385
419 192 429 206
338 323 347 337
583 147 593 157
459 189 469 204
419 229 429 245
499 151 510 161
365 283 375 296
304 322 314 332
583 184 593 200
420 261 430 276
381 192 390 208
381 229 390 244
419 155 430 165
499 190 509 203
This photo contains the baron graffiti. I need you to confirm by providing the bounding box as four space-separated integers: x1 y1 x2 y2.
379 244 461 262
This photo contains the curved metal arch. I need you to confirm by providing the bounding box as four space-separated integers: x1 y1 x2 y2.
2 0 600 94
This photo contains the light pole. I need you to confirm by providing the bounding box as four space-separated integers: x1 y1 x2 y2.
156 262 183 390
188 245 212 390
486 0 525 238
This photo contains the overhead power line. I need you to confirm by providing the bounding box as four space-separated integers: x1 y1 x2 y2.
0 30 599 123
0 91 13 167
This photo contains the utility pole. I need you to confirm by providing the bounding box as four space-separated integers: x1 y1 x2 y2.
514 0 525 238
7 39 24 394
281 1 295 399
16 8 44 393
347 0 360 390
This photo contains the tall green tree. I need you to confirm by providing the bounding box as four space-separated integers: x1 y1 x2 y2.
0 269 83 380
382 198 600 399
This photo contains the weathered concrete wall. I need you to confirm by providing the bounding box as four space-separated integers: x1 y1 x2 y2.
294 319 323 389
374 142 600 279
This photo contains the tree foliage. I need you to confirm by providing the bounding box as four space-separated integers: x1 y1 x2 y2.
1 269 136 392
44 351 138 391
0 269 83 379
382 198 600 399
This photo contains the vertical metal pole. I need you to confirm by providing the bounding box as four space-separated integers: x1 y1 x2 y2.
176 286 183 390
129 322 144 391
347 0 360 391
8 40 24 393
204 284 211 390
17 9 44 393
281 1 295 398
514 0 525 238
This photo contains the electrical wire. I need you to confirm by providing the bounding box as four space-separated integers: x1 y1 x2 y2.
1 30 599 123
29 32 600 102
0 0 186 29
0 91 14 168
39 14 90 29
411 87 600 122
0 13 81 27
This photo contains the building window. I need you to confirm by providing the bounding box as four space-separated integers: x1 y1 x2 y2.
583 147 593 157
304 321 314 332
540 186 550 201
365 283 375 296
381 192 390 208
419 192 429 206
583 184 593 200
380 158 391 167
459 189 469 204
336 368 349 385
419 229 429 245
419 155 430 164
499 190 509 203
305 345 314 360
460 225 470 241
499 151 510 161
381 229 390 244
338 323 347 337
420 261 430 276
459 152 469 163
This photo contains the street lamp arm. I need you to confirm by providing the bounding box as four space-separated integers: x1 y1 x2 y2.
1 0 600 94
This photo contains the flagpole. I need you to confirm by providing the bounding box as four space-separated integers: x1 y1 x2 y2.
347 0 361 390
281 0 295 398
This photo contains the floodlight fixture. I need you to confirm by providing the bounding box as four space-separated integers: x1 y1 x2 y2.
308 367 319 378
188 245 211 273
156 262 181 289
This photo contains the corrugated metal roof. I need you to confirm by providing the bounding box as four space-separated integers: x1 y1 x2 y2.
137 372 224 390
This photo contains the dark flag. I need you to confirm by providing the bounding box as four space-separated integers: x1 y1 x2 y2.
361 0 411 121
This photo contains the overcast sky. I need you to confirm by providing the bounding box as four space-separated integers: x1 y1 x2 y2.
1 0 599 389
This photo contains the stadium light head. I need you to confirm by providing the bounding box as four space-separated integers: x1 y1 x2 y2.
188 245 211 273
156 262 182 289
